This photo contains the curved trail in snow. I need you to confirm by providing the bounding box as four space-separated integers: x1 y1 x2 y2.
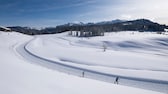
16 38 168 93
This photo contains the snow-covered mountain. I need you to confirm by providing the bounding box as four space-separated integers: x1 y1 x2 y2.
0 26 11 31
63 22 85 26
96 19 126 25
7 19 168 35
63 19 126 26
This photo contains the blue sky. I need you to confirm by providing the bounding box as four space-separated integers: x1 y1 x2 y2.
0 0 168 28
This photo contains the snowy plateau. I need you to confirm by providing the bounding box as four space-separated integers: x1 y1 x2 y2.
0 31 168 94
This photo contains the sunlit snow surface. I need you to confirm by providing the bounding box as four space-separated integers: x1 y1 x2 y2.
0 31 167 94
27 31 168 81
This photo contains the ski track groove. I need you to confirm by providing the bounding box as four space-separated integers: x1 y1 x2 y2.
16 37 168 93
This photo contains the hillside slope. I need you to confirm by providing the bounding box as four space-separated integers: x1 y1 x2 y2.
0 31 163 94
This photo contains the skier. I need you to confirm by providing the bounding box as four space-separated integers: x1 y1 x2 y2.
114 77 119 84
82 71 85 77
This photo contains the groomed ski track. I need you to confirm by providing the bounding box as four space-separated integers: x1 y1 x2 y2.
16 38 168 93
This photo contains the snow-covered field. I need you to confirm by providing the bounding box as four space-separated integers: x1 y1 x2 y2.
27 31 168 81
0 31 167 94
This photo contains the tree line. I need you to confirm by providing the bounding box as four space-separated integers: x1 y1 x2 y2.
7 19 168 36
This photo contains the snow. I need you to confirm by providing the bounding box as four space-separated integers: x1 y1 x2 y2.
0 26 11 31
26 31 168 81
0 31 166 94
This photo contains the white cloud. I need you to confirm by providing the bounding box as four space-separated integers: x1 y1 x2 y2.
120 14 132 19
79 0 168 24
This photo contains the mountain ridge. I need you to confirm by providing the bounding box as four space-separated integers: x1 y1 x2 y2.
6 19 168 35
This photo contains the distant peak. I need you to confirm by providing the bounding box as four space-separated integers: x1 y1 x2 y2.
95 19 126 25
